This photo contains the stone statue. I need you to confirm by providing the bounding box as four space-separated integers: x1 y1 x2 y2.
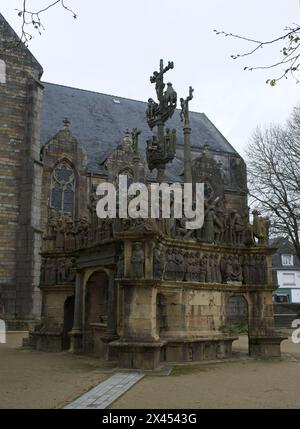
180 86 194 127
206 254 213 283
231 255 243 282
249 254 256 284
214 254 222 283
164 82 177 109
231 210 246 244
131 128 141 155
131 242 145 278
213 209 226 243
153 243 166 280
146 98 160 123
88 193 98 230
55 215 65 250
242 254 250 284
252 210 270 245
48 209 58 237
199 256 207 282
165 249 176 280
57 258 66 284
203 202 215 243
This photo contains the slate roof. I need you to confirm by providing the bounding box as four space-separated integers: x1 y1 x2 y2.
41 82 239 178
271 237 300 270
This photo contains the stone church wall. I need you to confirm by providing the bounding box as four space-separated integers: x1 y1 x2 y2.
0 14 44 324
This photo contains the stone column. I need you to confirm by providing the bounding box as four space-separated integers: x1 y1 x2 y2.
69 270 84 352
183 126 192 184
105 273 119 341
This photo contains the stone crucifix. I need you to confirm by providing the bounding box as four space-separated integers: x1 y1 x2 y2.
180 86 194 127
150 59 174 105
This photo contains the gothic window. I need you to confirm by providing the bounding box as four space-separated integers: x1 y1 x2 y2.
50 161 75 217
0 59 6 84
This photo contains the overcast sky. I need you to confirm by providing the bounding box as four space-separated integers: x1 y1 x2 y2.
2 0 300 155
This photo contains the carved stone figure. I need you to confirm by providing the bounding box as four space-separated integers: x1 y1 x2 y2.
175 249 185 281
231 211 246 244
55 216 65 250
231 255 243 282
57 258 66 284
249 254 256 284
48 209 58 237
199 256 207 282
164 82 177 109
180 86 194 127
131 242 145 278
206 254 213 282
131 128 141 155
214 254 222 283
209 254 216 282
203 203 215 243
146 98 160 123
88 193 98 230
48 258 57 284
150 60 174 104
242 254 250 284
165 248 175 280
252 210 270 245
213 209 226 243
65 216 75 250
153 244 166 280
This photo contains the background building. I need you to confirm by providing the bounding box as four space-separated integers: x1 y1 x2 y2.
272 237 300 303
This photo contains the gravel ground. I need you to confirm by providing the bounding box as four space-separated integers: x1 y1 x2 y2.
0 332 109 409
1 332 300 409
111 335 300 409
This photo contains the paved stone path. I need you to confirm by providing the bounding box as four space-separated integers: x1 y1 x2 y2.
64 372 144 409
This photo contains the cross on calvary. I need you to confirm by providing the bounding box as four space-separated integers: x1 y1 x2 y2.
150 59 174 106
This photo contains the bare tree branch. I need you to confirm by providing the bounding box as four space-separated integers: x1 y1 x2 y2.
15 0 77 45
214 24 300 85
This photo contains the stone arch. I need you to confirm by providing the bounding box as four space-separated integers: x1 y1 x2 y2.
0 59 6 84
62 295 75 350
226 294 248 325
83 269 110 355
226 294 249 354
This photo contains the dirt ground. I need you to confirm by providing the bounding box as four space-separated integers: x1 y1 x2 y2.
1 332 300 409
111 335 300 409
0 332 109 409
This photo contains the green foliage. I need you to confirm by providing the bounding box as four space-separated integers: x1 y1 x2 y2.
228 323 248 334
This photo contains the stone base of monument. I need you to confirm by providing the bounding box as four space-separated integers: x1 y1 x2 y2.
248 335 287 358
163 336 238 362
109 336 239 369
109 340 166 370
29 331 63 352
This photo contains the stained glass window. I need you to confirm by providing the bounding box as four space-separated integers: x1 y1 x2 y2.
50 161 75 217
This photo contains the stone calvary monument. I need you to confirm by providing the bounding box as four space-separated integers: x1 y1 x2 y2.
25 59 285 369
